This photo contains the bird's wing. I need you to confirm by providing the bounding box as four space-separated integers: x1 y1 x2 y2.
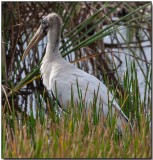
49 66 127 117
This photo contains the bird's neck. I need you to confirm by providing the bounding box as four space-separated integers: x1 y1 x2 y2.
45 28 61 59
40 28 62 89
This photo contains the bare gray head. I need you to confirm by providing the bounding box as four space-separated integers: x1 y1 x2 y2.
42 13 62 37
43 13 62 29
43 13 63 51
22 13 63 60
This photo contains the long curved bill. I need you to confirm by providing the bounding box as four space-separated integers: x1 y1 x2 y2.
22 25 45 61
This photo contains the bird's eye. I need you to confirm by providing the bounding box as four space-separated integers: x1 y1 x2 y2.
40 19 46 24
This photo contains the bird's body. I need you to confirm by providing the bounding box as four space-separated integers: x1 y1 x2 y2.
41 51 119 115
22 13 132 134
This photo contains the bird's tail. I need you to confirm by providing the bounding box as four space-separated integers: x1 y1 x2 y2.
116 110 133 135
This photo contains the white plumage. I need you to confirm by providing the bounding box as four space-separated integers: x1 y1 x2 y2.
22 13 131 134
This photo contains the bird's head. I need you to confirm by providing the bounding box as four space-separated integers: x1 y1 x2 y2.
22 13 62 61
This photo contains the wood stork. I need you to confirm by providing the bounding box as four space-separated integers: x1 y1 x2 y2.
22 13 132 134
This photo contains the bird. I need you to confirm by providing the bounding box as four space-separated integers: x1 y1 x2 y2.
22 13 132 135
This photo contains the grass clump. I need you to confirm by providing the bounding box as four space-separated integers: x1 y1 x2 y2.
2 103 151 158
